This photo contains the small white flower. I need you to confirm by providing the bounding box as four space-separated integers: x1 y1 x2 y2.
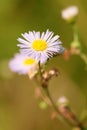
58 96 68 104
61 6 79 21
17 30 64 64
57 96 69 107
9 53 38 77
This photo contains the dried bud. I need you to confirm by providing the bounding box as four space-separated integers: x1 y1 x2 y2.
70 47 81 55
42 69 59 88
57 97 83 128
51 112 57 120
42 71 50 81
70 40 81 55
62 49 70 60
42 80 48 88
49 68 59 77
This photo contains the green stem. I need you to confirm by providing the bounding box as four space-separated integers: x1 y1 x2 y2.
80 53 87 65
72 23 79 42
38 62 43 83
38 62 42 76
44 87 60 113
71 23 81 50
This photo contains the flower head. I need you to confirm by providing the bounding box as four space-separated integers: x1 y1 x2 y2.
9 53 38 78
61 6 79 22
17 30 64 64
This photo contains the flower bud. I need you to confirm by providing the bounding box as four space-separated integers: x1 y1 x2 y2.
62 49 70 60
70 41 81 55
61 6 79 23
57 96 69 107
48 68 59 77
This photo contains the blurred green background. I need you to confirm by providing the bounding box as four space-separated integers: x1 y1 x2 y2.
0 0 87 130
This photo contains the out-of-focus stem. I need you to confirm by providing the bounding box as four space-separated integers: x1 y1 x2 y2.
73 24 79 42
80 53 87 65
38 62 42 78
38 62 85 130
44 87 84 130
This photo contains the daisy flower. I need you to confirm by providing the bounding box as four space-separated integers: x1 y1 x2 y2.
9 53 38 78
17 30 64 64
61 6 79 22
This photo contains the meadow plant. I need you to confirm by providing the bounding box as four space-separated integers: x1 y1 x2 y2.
9 6 87 130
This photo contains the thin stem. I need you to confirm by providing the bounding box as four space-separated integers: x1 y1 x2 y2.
38 62 43 83
44 87 60 113
80 53 87 65
44 87 85 130
44 87 73 125
72 23 79 42
38 62 85 130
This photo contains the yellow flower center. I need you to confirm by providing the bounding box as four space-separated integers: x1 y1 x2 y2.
32 39 47 51
24 58 35 65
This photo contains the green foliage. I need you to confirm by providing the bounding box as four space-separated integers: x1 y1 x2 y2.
0 0 87 130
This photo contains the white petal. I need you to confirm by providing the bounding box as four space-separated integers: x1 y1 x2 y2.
22 33 32 42
17 38 29 45
41 32 45 39
49 35 59 43
43 30 53 41
46 33 54 43
28 31 35 40
41 52 50 63
35 32 40 39
17 44 30 48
